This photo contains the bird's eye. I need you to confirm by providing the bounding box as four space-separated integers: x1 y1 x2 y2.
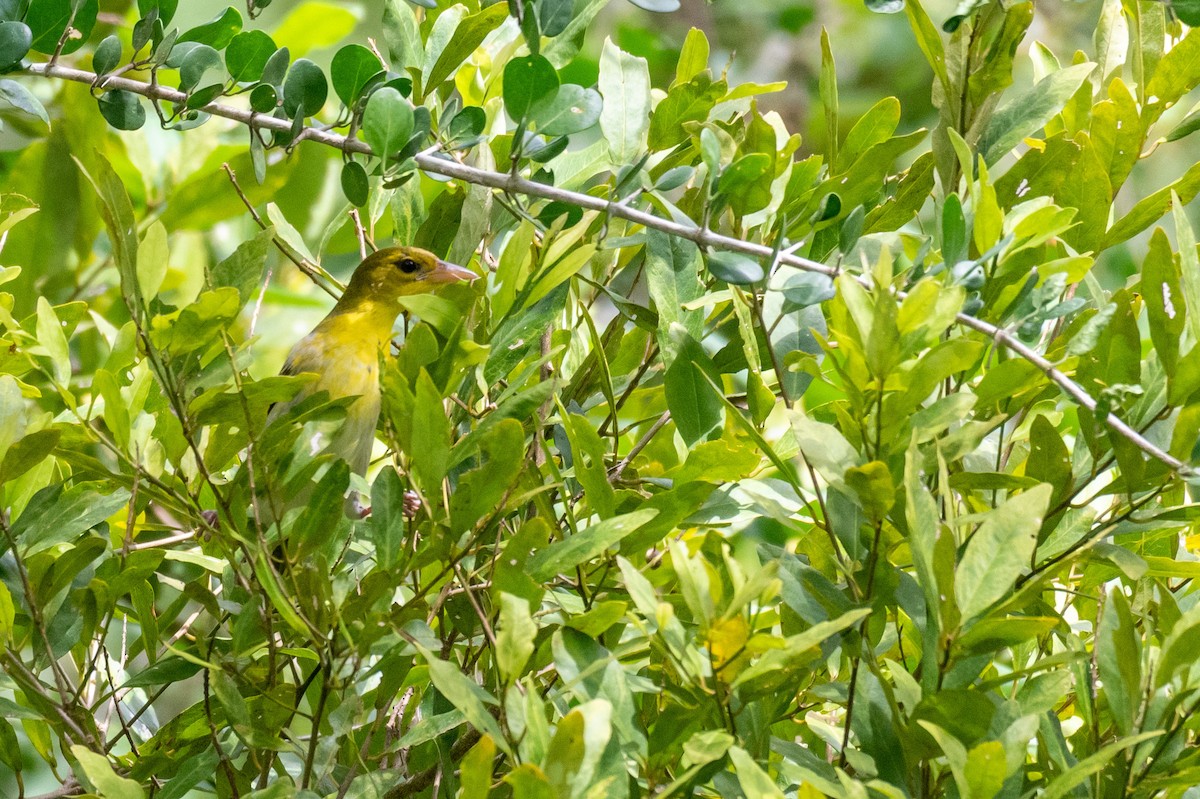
398 258 420 274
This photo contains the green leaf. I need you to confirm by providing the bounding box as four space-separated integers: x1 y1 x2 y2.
561 411 616 518
1104 160 1200 247
0 21 31 69
122 656 204 688
26 0 97 55
416 644 509 752
819 29 838 166
460 736 497 799
330 43 382 106
250 83 277 113
598 38 650 163
648 73 725 150
368 468 407 570
136 219 168 301
1097 587 1141 736
705 250 763 284
496 593 537 681
340 160 369 207
35 297 70 384
210 226 273 305
71 746 146 799
1039 733 1163 799
0 429 60 485
426 2 508 93
362 86 414 166
225 29 276 83
97 89 146 130
540 0 574 36
178 6 241 49
663 328 723 445
504 54 559 119
449 419 525 531
526 509 659 581
955 483 1053 621
645 229 704 365
531 83 602 136
728 746 785 799
0 78 46 124
1143 227 1184 375
282 57 328 117
178 43 222 92
1144 27 1200 124
978 62 1096 163
410 370 450 497
675 27 709 86
91 33 121 75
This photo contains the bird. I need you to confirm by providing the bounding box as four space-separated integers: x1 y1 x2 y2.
270 246 476 482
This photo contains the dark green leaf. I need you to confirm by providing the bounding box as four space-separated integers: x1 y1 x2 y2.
11 482 131 556
0 20 30 69
865 0 904 11
504 54 559 119
341 160 369 207
177 6 241 49
225 29 276 83
540 0 574 35
449 419 526 530
706 251 764 285
178 43 222 92
941 194 966 265
282 57 328 117
91 33 121 76
0 429 61 485
448 105 485 146
259 45 289 88
664 330 723 445
331 43 382 106
527 509 659 581
138 0 178 26
123 656 203 688
362 86 414 165
27 0 97 55
97 89 147 130
249 83 277 113
369 468 407 570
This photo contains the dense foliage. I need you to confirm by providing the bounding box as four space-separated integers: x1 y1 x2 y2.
5 0 1200 796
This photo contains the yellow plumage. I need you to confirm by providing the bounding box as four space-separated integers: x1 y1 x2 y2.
271 246 476 476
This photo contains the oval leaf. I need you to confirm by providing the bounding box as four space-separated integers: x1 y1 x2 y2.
503 54 559 119
331 43 382 106
282 57 328 117
340 160 369 207
225 29 276 83
707 251 764 285
362 86 414 164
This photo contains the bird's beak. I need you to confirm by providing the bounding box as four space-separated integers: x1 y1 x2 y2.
426 260 478 284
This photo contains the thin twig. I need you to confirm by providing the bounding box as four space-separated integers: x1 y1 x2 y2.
21 60 1190 476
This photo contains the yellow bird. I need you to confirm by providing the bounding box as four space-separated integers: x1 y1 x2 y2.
273 246 476 477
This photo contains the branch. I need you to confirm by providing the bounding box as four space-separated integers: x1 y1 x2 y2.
21 61 1191 476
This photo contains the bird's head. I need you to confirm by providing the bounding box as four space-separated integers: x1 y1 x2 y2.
343 246 477 305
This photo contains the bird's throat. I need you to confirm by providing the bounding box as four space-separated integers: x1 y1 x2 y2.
320 297 402 349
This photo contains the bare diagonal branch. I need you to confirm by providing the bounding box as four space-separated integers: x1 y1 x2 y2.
21 60 1189 476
